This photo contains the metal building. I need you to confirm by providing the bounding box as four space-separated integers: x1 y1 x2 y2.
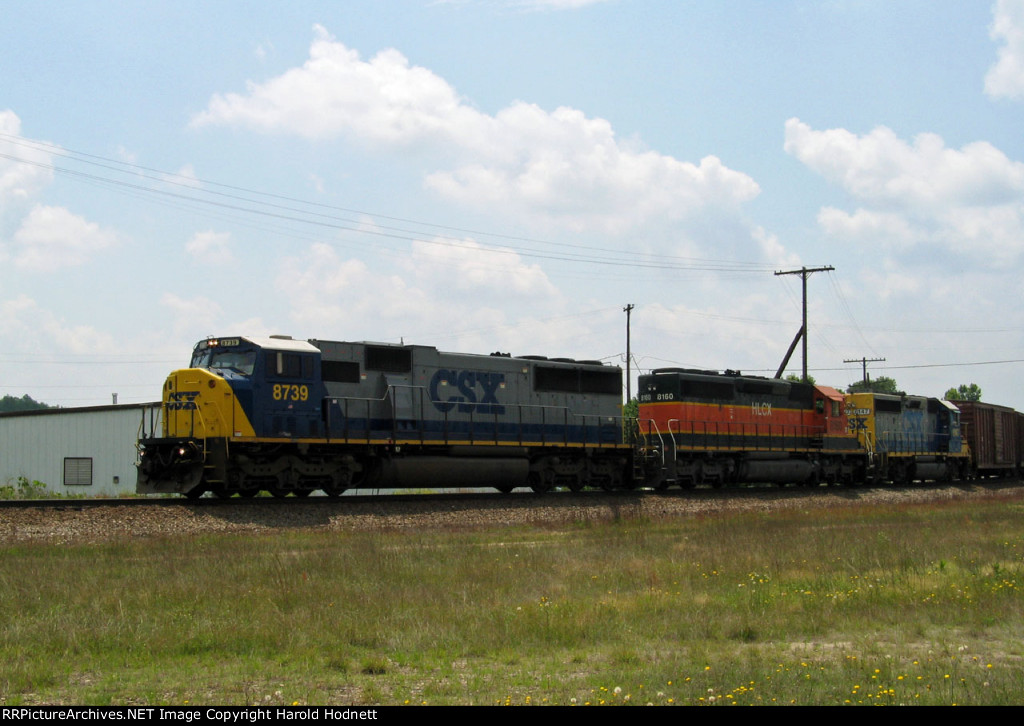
0 403 161 497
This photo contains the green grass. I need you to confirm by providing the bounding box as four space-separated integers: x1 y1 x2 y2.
2 494 1023 705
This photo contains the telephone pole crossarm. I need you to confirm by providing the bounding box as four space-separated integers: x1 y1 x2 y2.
844 356 886 383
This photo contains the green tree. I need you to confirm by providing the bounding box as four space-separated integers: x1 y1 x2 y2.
944 383 982 401
0 394 54 413
784 373 817 385
846 376 903 395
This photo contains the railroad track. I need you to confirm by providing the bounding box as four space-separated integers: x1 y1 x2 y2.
2 477 1021 511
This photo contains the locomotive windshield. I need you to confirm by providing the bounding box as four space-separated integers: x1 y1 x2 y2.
190 348 257 376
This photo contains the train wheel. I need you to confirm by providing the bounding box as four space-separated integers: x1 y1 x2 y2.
293 489 313 498
269 488 290 499
495 485 515 494
239 488 258 498
527 471 551 494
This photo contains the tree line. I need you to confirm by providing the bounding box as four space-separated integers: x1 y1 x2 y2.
785 375 983 401
0 394 55 413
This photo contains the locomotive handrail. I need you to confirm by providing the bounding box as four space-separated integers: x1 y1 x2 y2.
666 418 679 468
861 429 876 457
636 417 669 469
135 412 148 464
137 404 161 442
875 430 960 456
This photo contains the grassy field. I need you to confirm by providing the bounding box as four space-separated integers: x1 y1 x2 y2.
2 493 1023 706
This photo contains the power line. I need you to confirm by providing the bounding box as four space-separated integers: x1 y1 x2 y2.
746 358 1024 375
0 133 776 275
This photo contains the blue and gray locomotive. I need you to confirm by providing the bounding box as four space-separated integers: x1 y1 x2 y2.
137 335 630 497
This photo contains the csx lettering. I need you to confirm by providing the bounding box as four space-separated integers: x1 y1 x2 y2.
429 369 505 414
168 391 199 410
751 402 772 416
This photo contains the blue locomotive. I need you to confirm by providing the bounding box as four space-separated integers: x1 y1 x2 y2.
137 335 630 497
844 392 969 482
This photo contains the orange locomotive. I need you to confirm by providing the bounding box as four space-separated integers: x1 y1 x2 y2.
637 368 863 488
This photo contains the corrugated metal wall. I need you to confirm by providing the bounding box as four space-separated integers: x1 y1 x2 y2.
0 404 161 497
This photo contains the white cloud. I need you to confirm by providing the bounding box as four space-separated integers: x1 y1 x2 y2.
637 301 796 373
858 266 924 302
406 237 558 297
784 118 1024 265
425 105 758 233
0 294 116 355
985 0 1024 100
12 204 116 270
191 26 476 146
192 27 760 235
1 111 119 271
274 240 566 343
160 293 226 339
0 110 55 222
816 207 922 251
751 226 801 269
0 294 37 338
274 243 429 333
784 119 1024 209
185 230 233 264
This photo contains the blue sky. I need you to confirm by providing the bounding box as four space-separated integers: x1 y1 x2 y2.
2 0 1024 408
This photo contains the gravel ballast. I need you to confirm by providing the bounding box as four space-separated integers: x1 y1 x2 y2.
2 482 1021 545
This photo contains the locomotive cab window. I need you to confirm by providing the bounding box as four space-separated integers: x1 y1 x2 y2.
192 348 257 376
210 350 257 376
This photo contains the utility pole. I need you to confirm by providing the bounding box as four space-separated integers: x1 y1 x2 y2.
774 265 834 383
623 303 634 405
844 356 886 384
